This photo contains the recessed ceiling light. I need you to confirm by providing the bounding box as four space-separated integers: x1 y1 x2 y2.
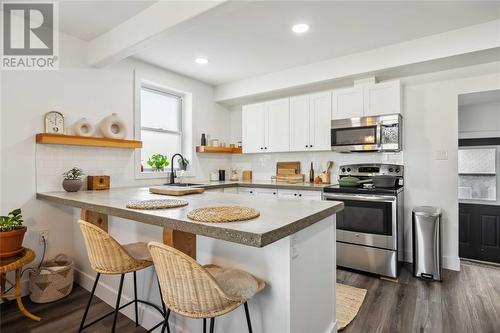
195 57 208 64
292 23 309 34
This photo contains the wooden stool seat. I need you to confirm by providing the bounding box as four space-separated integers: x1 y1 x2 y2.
0 248 41 322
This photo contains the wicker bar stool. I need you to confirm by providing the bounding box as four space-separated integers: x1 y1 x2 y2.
78 220 167 333
148 241 265 333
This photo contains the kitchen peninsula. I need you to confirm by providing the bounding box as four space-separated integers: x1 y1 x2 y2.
37 187 343 333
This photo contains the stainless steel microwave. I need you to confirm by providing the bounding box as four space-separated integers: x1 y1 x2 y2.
331 114 402 152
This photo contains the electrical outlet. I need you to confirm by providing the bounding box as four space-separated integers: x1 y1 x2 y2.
39 229 49 244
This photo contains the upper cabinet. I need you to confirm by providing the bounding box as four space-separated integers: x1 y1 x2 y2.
242 98 289 154
332 80 401 120
290 92 331 152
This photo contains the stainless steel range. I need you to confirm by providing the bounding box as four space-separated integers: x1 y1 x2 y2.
323 163 404 278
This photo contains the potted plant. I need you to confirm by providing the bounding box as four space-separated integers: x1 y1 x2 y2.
178 157 189 171
0 209 26 258
147 154 169 172
62 167 84 192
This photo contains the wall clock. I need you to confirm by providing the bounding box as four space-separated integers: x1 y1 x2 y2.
44 111 65 134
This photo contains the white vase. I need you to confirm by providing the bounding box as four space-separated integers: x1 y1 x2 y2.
73 118 95 137
99 113 127 139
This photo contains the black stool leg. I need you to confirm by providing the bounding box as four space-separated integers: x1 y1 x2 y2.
133 271 139 326
161 309 171 333
209 318 215 333
79 273 100 333
111 274 125 333
203 318 207 333
244 302 253 333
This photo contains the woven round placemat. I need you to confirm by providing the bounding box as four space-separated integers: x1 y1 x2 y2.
187 206 260 223
126 199 188 210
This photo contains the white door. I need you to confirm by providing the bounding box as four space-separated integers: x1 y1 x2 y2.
289 95 310 152
309 91 332 151
363 80 401 116
242 103 266 153
332 86 363 120
266 98 290 153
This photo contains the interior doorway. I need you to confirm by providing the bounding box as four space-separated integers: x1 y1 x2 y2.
457 90 500 264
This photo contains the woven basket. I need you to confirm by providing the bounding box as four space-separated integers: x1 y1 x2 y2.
29 254 74 303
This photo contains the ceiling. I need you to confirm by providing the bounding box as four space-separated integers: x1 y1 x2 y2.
131 1 500 85
59 1 157 41
459 90 500 107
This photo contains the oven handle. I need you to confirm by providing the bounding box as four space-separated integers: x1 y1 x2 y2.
323 193 396 202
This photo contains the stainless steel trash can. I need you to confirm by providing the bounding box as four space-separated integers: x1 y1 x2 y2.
413 206 442 281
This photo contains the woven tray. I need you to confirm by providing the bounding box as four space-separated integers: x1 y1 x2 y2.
187 206 260 223
126 199 188 210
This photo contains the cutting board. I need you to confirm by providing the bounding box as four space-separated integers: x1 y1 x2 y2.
149 186 205 196
276 161 301 175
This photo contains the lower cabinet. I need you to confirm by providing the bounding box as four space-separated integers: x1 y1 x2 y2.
237 187 321 200
459 203 500 264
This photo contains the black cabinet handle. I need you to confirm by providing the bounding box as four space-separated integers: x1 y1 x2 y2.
294 193 297 196
273 192 276 195
310 145 313 147
299 194 302 197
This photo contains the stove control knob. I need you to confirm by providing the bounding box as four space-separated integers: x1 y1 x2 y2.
347 168 351 172
341 168 346 173
395 168 400 173
388 168 393 173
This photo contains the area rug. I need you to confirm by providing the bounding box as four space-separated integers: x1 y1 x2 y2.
336 283 367 330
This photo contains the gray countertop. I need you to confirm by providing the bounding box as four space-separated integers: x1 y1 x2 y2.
37 187 343 247
188 180 331 191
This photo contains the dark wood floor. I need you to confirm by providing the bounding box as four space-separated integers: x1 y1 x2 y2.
1 262 499 333
338 262 500 333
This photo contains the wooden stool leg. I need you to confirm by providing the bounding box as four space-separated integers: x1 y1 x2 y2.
15 268 41 321
0 273 6 301
163 228 196 259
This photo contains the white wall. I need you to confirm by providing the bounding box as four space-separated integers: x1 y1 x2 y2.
458 101 500 138
0 32 232 313
227 61 500 271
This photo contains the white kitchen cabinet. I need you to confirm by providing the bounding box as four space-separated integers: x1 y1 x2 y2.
363 80 401 116
254 187 278 197
223 187 238 193
242 103 266 154
309 92 332 151
289 95 310 151
238 187 256 195
332 80 402 119
266 99 290 152
290 92 331 152
332 86 364 120
205 188 224 193
242 99 289 154
299 190 322 201
277 189 322 200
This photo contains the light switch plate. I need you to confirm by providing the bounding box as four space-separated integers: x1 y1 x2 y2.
435 150 448 160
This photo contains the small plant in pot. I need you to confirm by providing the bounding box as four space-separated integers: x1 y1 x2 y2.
62 167 84 192
178 157 189 171
0 209 26 258
147 154 169 172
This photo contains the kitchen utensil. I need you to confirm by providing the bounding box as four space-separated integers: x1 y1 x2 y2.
271 174 305 183
338 176 363 187
149 186 205 196
369 175 398 188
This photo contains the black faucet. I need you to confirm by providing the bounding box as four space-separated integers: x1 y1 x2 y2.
169 153 186 184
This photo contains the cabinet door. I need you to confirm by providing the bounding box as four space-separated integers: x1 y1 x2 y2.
309 91 332 151
242 103 266 153
254 188 278 197
298 190 322 201
332 86 363 120
363 80 401 116
266 98 290 152
289 95 310 152
277 189 300 200
238 187 256 195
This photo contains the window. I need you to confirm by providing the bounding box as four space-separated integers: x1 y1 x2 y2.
140 85 183 172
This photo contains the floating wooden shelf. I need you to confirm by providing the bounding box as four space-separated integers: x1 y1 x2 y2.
195 146 242 154
36 133 143 149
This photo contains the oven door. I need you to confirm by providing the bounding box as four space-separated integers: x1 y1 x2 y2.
323 193 397 250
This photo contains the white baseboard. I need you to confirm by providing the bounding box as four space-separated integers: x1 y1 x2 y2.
326 320 338 333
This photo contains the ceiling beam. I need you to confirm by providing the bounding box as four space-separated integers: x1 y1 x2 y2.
88 1 227 67
214 19 500 104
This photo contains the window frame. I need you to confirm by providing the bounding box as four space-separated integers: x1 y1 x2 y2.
134 71 192 180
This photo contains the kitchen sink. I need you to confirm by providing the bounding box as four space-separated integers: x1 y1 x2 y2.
163 183 203 187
